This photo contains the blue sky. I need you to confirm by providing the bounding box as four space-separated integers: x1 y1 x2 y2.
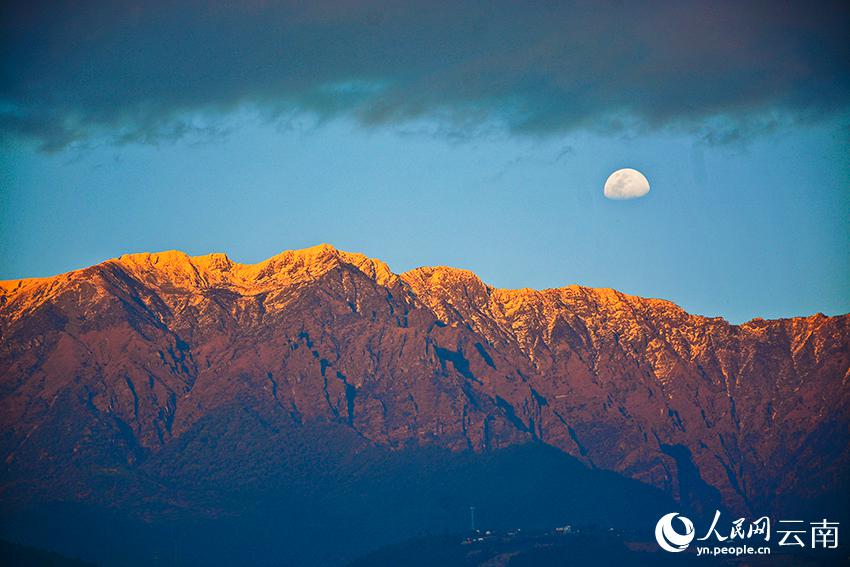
1 1 848 323
3 112 847 323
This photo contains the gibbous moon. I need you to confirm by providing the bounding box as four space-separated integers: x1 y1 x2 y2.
604 168 650 200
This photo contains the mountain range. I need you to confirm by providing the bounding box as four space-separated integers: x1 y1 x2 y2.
1 244 847 565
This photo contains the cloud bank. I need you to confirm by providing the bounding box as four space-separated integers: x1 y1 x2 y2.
1 1 848 150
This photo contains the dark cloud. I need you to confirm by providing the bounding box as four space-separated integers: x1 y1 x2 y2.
2 0 848 150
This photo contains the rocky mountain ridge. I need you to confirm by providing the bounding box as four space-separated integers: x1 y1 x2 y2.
1 244 848 522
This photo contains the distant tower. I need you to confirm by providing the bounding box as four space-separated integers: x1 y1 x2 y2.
470 506 476 532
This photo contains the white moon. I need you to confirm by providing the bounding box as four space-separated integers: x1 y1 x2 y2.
604 168 650 200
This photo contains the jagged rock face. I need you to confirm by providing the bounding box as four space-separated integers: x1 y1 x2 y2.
1 244 848 516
